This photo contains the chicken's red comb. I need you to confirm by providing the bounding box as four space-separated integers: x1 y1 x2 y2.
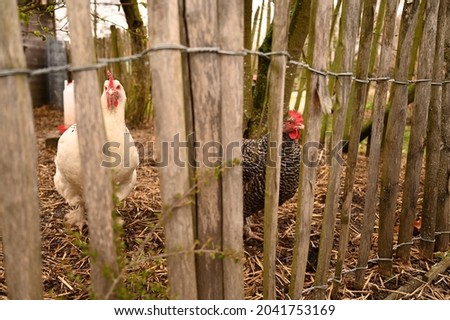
107 70 114 88
288 110 304 124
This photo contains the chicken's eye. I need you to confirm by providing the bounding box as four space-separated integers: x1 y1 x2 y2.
104 86 108 91
116 85 121 90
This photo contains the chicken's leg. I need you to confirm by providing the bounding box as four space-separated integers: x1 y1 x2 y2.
65 204 86 232
244 216 264 241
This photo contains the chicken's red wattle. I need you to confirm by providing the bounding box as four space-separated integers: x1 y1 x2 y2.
57 124 67 134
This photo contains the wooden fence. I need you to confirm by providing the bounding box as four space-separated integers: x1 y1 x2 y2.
0 0 449 300
94 26 134 95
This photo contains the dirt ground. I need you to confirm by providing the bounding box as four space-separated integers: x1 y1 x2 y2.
0 106 449 300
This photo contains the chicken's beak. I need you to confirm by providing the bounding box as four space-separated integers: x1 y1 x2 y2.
108 97 112 108
106 90 117 109
297 124 305 130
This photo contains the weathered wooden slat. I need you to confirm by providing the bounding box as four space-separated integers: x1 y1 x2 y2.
355 0 398 289
148 0 198 300
398 0 440 262
262 0 290 300
218 0 244 300
333 0 374 298
289 0 332 300
311 0 361 300
0 0 43 300
420 0 447 259
378 1 421 276
66 0 119 299
184 0 224 300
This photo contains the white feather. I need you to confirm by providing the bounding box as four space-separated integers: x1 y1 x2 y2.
54 78 139 228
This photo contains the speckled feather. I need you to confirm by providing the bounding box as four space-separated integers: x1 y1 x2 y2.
242 132 301 216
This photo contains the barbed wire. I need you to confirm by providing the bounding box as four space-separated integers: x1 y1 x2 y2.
2 43 450 87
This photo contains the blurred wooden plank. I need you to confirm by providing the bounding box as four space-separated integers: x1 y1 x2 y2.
66 0 119 299
262 0 290 300
148 0 198 300
185 0 224 300
0 0 43 300
219 0 244 300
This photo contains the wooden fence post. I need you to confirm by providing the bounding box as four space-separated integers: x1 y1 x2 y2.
0 0 43 300
355 0 398 289
218 0 245 300
148 0 198 300
378 1 420 276
397 0 440 263
289 0 332 299
420 0 447 259
435 0 450 252
435 85 450 251
65 0 119 299
311 0 361 300
261 0 290 300
184 0 224 300
333 0 375 298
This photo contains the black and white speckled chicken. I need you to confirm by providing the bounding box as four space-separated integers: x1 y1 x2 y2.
242 110 304 220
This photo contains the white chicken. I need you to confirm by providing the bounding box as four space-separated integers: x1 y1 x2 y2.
54 71 139 229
